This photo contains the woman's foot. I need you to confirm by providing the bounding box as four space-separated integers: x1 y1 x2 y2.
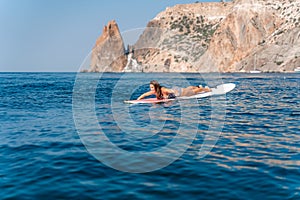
204 86 212 92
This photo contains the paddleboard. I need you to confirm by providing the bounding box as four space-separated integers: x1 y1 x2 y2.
124 83 236 104
124 98 176 104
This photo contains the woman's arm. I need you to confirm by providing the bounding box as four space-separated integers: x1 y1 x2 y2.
137 91 155 100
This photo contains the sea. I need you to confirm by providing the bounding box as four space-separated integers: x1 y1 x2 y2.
0 72 299 199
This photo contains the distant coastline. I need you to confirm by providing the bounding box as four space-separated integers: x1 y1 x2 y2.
87 0 300 73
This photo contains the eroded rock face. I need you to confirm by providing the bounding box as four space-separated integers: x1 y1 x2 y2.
236 27 300 72
198 0 300 72
90 20 126 72
132 2 233 72
90 0 300 72
197 3 282 72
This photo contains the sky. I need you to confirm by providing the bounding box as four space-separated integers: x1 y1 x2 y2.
0 0 217 72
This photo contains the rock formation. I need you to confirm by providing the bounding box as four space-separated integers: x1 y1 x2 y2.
89 0 300 72
89 20 126 72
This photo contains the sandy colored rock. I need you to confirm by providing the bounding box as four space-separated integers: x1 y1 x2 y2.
89 20 126 72
90 0 300 72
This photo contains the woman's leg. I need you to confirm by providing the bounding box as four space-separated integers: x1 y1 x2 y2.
181 87 195 96
180 86 212 97
192 86 211 93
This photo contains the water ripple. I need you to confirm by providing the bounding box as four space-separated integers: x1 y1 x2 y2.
0 73 299 199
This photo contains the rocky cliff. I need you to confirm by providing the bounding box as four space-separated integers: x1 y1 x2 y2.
89 20 127 72
89 0 300 72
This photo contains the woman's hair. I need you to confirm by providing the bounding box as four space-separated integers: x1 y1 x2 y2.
150 80 163 99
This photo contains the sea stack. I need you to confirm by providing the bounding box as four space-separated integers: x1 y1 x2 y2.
90 20 127 72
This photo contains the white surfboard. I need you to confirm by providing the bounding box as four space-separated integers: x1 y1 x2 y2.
124 83 236 104
124 98 176 104
177 83 236 100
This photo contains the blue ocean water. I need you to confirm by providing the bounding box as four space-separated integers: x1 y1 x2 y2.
0 72 299 199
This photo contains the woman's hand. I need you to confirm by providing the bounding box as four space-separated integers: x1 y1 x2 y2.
137 91 155 100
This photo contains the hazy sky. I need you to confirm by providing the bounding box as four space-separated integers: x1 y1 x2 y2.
0 0 217 72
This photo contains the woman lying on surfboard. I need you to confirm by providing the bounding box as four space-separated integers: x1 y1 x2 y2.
137 80 211 100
